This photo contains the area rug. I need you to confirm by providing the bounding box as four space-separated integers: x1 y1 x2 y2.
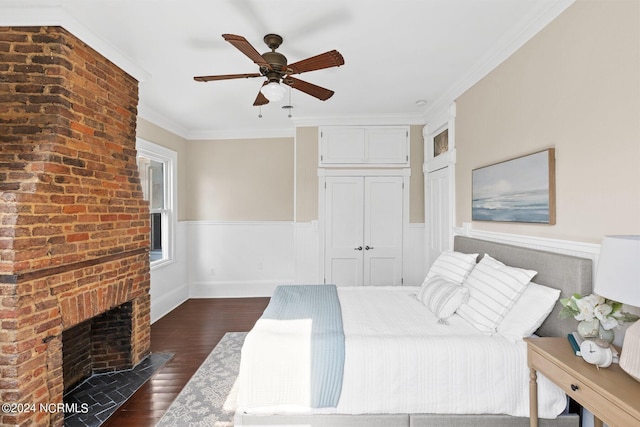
156 332 247 427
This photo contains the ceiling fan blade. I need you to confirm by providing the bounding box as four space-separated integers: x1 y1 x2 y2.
194 73 261 82
222 34 270 68
283 76 334 101
253 82 269 106
287 50 344 75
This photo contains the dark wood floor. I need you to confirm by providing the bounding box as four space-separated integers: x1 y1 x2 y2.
103 297 270 427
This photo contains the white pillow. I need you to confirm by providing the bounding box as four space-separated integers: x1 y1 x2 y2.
497 282 561 341
424 251 478 285
456 254 537 332
418 276 469 320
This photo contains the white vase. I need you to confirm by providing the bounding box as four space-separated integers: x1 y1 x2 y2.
598 324 615 344
577 319 615 343
577 319 600 339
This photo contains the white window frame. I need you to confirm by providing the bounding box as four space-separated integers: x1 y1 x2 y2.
136 138 177 270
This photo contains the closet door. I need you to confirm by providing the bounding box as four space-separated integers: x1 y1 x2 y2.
425 166 450 267
324 177 365 286
324 176 403 286
363 177 404 286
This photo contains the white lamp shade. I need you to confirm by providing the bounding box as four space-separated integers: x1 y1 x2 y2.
260 82 287 102
595 235 640 382
593 235 640 307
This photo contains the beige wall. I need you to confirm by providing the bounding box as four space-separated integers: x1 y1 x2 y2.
455 0 640 243
186 137 294 221
409 124 425 223
295 127 319 223
135 121 422 223
136 118 189 221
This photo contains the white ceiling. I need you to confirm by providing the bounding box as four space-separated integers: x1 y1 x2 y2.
2 0 574 139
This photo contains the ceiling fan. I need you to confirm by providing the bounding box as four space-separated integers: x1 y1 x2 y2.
194 34 344 106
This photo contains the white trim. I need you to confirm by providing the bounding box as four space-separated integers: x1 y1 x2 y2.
318 168 411 178
454 223 600 261
136 138 178 269
184 220 293 227
190 280 291 298
423 103 457 261
136 105 192 141
139 103 297 140
150 283 188 324
292 113 425 128
185 127 296 140
0 4 150 82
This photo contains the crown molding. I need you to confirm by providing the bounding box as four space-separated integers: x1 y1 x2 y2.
185 127 296 140
0 3 150 82
423 0 575 125
139 109 423 141
137 103 192 139
138 103 295 140
291 113 426 128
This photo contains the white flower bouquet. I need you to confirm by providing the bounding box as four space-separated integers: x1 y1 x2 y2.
559 293 639 330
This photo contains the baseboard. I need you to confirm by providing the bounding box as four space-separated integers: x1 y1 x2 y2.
189 280 295 298
151 283 189 323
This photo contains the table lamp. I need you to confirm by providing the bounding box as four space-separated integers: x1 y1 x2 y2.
593 235 640 381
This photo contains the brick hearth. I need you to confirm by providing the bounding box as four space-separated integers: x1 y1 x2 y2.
0 26 150 427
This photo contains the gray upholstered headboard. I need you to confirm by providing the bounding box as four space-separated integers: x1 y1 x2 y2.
453 236 592 338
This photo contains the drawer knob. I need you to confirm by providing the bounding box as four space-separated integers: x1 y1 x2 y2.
571 384 579 391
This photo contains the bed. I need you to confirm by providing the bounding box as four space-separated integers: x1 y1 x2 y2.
235 236 592 426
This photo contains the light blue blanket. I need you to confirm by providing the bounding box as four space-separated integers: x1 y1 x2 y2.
261 284 345 408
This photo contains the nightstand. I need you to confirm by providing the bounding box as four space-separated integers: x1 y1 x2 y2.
525 337 640 427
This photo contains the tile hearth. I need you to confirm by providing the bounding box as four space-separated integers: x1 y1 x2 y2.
63 353 173 427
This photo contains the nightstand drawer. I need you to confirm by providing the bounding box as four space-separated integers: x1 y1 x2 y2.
530 350 638 426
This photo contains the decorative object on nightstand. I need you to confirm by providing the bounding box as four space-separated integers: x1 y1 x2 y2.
593 235 640 382
579 338 613 368
559 293 637 342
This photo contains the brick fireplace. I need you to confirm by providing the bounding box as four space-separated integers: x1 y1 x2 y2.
0 27 151 427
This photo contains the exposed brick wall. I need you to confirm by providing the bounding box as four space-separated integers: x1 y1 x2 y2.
61 320 91 392
0 27 150 427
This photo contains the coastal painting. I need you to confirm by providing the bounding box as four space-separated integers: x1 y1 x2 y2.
472 149 555 224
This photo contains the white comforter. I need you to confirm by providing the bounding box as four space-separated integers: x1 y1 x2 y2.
238 286 567 418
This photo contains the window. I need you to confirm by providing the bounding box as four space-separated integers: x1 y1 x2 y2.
136 139 176 268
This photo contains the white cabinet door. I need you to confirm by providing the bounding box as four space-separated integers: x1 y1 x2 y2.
320 128 366 164
324 176 403 286
363 177 404 286
366 128 409 164
319 126 409 166
324 177 365 286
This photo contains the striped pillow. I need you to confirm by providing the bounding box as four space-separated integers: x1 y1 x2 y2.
424 251 478 285
456 254 537 332
418 276 470 320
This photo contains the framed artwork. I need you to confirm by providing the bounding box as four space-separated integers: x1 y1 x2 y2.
434 129 448 157
472 148 556 224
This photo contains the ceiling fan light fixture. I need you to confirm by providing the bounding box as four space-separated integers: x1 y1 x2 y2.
260 82 287 102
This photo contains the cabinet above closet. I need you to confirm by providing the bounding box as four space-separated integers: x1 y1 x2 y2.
319 126 409 167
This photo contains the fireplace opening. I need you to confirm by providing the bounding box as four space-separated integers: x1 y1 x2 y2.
62 302 134 394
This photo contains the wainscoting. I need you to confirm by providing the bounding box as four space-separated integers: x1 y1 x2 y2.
150 220 607 325
186 220 427 298
187 221 296 297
